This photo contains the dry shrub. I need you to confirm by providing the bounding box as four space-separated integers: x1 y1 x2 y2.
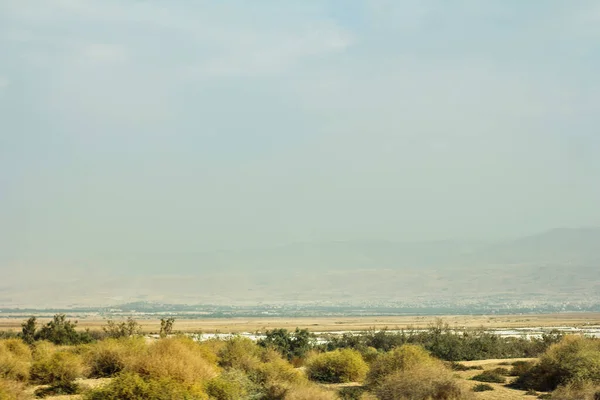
30 350 86 386
360 347 380 364
258 349 305 385
514 336 600 391
0 379 28 400
84 371 208 400
130 336 218 384
472 383 494 392
306 349 368 383
284 383 338 400
251 350 306 399
196 339 224 366
550 381 600 400
510 360 535 376
470 370 505 384
31 342 56 361
218 337 263 372
85 337 147 377
0 339 32 382
491 367 510 376
366 344 437 386
205 369 255 400
375 363 473 400
216 338 307 399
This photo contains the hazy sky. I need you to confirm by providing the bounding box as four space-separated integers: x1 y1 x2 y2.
1 0 600 265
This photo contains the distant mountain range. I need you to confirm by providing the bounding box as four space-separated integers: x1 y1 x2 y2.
1 227 599 308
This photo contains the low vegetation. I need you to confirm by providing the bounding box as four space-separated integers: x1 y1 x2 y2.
512 336 600 392
0 315 598 400
375 364 471 400
84 372 208 400
472 383 494 392
470 370 506 383
0 378 28 400
322 320 564 361
305 349 368 383
0 339 32 382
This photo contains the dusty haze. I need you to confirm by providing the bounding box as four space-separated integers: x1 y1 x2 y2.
1 1 599 308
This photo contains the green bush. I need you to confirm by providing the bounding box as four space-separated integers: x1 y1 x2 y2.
472 383 494 392
35 314 94 345
471 371 505 384
20 317 37 345
84 372 208 400
338 386 367 400
448 362 482 371
322 323 563 361
306 349 368 383
258 328 315 361
491 367 511 376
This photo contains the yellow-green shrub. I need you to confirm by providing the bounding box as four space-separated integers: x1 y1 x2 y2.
514 336 600 391
130 336 218 384
306 349 368 383
85 337 147 377
84 371 208 400
0 339 32 382
196 339 225 366
218 337 263 372
0 378 28 400
30 350 86 385
366 344 437 386
375 364 472 400
31 341 56 361
205 369 254 400
550 381 600 400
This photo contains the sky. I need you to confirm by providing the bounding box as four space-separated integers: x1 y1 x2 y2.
1 0 600 268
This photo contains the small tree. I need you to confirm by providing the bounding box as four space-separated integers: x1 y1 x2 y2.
258 328 315 361
160 317 175 338
103 317 141 339
21 317 37 345
37 314 92 345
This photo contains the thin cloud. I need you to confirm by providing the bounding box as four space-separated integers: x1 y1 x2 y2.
195 24 353 78
80 43 127 64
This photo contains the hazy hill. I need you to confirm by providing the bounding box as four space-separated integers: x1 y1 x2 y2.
152 227 600 272
1 227 599 308
471 227 600 265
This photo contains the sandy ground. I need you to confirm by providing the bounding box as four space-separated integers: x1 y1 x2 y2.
456 359 544 400
2 312 600 333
